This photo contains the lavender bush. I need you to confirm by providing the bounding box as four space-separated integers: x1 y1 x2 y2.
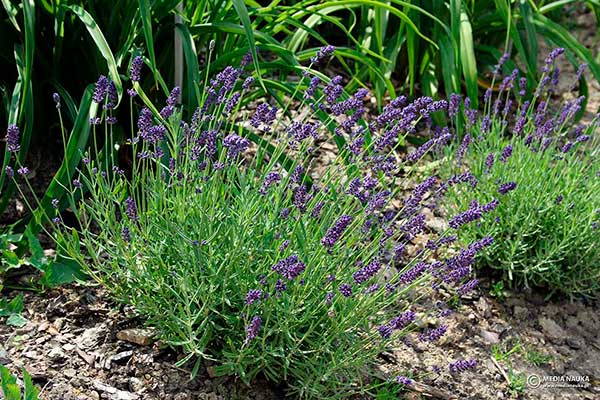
444 49 600 298
8 48 494 397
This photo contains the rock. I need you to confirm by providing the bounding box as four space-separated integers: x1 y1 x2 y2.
496 391 504 399
93 381 139 400
111 350 134 364
78 326 105 349
538 317 567 344
513 306 528 320
174 394 191 400
566 337 583 350
116 329 155 346
475 297 492 318
48 346 68 362
480 329 500 344
128 377 144 393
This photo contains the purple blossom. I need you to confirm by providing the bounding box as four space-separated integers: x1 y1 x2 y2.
17 166 29 176
449 206 483 229
457 278 479 296
456 134 471 162
93 75 109 103
125 196 139 222
104 81 118 110
498 182 517 195
304 76 320 100
244 315 262 344
377 311 416 338
223 134 250 158
449 359 477 373
448 94 461 118
272 254 305 280
325 291 334 304
240 51 253 67
321 215 353 249
5 125 20 152
338 283 353 297
121 227 131 243
51 198 59 208
245 289 263 305
311 45 335 64
555 195 563 204
278 240 290 253
242 76 254 90
130 56 143 82
259 171 282 195
280 208 290 219
311 201 324 219
561 141 574 153
396 376 412 386
499 144 513 163
419 325 448 343
485 153 495 173
72 179 83 189
353 261 382 284
323 75 343 104
53 93 61 109
292 185 313 212
250 103 277 130
398 262 427 285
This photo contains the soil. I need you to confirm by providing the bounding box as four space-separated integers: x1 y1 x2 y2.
0 281 598 400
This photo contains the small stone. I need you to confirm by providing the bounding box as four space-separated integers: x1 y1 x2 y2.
78 326 105 349
64 368 76 378
566 337 583 350
496 391 504 399
23 350 38 359
111 350 134 363
116 329 155 346
538 317 567 344
480 329 500 344
513 306 528 320
129 377 144 393
48 347 68 362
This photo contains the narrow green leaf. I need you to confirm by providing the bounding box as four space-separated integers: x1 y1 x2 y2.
65 4 122 103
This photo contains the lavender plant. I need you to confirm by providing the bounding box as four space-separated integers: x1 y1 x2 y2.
7 48 493 397
444 49 600 298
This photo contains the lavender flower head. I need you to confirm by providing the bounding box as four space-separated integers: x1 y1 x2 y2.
93 75 109 103
130 56 143 82
245 289 263 305
244 315 262 344
311 45 335 64
321 215 353 249
5 125 20 152
449 359 477 373
125 196 139 222
53 93 61 109
338 283 353 297
499 144 513 163
498 182 517 195
223 134 250 159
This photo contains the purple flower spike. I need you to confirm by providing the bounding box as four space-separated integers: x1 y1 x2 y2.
396 376 412 386
338 283 353 297
121 227 131 243
498 182 517 195
244 315 262 344
130 56 143 82
418 325 448 343
499 144 513 163
311 45 335 64
245 289 263 305
223 134 250 159
353 261 382 284
449 359 477 373
125 196 139 222
93 75 109 104
5 125 20 152
272 254 305 280
321 215 353 249
17 166 29 176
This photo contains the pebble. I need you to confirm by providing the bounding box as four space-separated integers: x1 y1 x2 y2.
116 329 155 346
